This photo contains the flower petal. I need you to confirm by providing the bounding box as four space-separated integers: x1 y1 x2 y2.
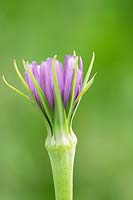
63 57 75 106
74 69 82 98
55 60 64 97
25 63 40 103
40 59 54 108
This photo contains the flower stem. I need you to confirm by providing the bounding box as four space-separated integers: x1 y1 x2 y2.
45 133 77 200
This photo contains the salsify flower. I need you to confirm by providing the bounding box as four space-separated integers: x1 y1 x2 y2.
3 51 96 200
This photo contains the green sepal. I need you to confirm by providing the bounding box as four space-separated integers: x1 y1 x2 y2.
83 52 95 87
70 73 97 127
12 60 53 132
75 72 97 104
14 60 33 96
2 75 32 103
52 56 68 135
70 52 96 128
24 61 54 128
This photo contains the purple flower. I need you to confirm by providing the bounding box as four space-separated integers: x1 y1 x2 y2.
25 55 83 109
3 52 96 134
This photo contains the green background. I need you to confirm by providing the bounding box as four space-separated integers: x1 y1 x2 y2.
0 0 133 199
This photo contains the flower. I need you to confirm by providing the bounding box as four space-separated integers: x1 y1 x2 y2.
3 51 97 200
24 55 82 108
3 51 96 139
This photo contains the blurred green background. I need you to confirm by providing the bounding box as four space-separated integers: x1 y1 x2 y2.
0 0 133 199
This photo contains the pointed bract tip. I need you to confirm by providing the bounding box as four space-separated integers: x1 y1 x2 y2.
92 51 95 59
2 75 6 83
2 75 10 88
53 55 57 60
94 71 97 77
13 59 17 66
73 50 76 56
22 59 26 69
22 59 26 64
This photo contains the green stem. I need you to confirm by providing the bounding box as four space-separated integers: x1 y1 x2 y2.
45 133 77 200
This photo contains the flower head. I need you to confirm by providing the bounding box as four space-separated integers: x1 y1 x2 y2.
24 55 82 109
3 51 96 143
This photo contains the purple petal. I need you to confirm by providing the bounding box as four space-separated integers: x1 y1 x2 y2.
25 63 40 104
40 59 54 108
24 53 83 109
64 55 71 79
79 56 83 72
79 57 83 89
74 69 82 98
63 56 77 106
55 60 64 97
31 62 39 80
